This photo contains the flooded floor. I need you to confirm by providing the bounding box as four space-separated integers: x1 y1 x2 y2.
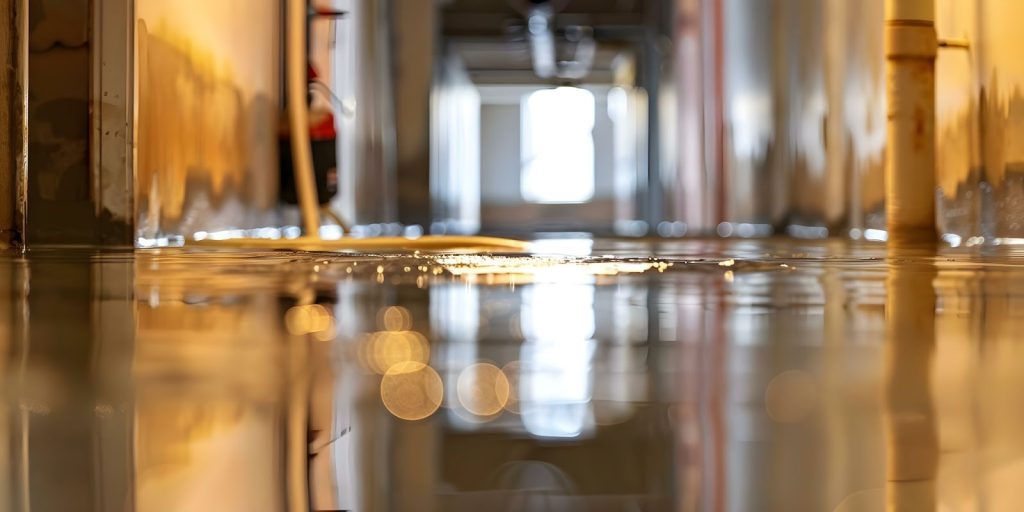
1 238 1023 511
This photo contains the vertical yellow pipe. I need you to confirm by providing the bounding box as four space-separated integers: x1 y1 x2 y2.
285 7 314 511
288 0 322 238
885 0 938 241
287 331 311 512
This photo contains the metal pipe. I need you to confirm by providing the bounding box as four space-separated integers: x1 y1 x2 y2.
524 1 595 81
288 0 322 238
558 25 596 81
527 4 558 79
884 0 938 240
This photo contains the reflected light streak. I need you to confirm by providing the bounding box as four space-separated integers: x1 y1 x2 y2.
432 255 670 281
521 284 595 341
518 285 596 438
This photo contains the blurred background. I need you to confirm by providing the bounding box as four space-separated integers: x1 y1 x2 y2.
5 2 1024 511
7 0 1023 246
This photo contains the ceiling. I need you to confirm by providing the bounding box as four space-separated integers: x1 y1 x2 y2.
441 0 662 85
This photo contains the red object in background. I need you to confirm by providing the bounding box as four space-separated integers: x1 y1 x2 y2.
312 6 346 19
310 112 337 141
279 61 338 205
307 63 337 141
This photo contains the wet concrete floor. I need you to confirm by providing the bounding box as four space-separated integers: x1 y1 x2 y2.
1 238 1023 511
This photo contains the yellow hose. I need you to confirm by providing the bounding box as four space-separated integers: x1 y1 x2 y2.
188 1 528 255
191 235 530 252
288 0 322 237
284 4 315 512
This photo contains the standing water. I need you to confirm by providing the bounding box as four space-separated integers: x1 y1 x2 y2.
0 239 1021 511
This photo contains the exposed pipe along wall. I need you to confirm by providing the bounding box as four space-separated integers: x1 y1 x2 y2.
885 0 938 240
286 0 322 236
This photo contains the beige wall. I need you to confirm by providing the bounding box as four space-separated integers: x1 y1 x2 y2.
136 0 281 241
936 0 1024 239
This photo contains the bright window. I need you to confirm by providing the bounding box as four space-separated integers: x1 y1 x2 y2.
520 87 596 204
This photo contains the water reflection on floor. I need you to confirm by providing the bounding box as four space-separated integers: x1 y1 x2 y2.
2 239 1024 511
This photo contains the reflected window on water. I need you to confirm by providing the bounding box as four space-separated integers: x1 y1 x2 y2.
519 285 595 438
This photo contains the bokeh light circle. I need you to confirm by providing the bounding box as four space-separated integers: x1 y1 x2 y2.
380 362 443 421
457 363 510 417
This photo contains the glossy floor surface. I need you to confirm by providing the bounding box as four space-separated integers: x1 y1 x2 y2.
1 238 1022 511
